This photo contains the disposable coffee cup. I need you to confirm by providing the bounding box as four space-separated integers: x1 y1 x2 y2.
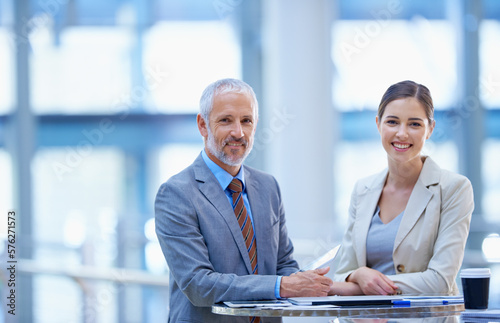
460 268 491 309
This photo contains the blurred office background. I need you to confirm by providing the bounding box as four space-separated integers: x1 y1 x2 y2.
0 0 499 322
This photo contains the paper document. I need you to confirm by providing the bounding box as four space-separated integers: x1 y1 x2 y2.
288 295 463 307
402 295 464 300
288 295 404 306
223 300 291 308
298 244 341 272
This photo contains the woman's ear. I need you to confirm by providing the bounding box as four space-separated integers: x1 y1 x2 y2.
426 119 436 140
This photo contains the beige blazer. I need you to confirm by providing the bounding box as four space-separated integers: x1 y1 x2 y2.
334 157 474 295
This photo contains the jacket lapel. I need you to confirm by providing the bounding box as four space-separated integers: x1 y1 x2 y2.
354 170 387 266
394 157 440 251
193 155 253 274
244 167 265 272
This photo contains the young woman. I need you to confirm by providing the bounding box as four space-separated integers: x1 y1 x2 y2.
334 80 474 295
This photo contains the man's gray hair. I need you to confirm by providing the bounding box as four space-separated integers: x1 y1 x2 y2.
199 78 259 124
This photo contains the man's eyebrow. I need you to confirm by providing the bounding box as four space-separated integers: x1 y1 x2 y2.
215 114 233 119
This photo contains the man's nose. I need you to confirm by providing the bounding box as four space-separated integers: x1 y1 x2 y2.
230 122 244 138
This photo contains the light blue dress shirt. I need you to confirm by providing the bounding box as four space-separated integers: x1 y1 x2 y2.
201 150 254 223
201 150 282 298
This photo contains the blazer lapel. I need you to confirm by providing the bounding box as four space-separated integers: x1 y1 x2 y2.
394 157 440 251
193 155 254 273
243 167 265 273
354 170 387 266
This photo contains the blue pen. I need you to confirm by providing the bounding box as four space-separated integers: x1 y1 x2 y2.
393 300 449 306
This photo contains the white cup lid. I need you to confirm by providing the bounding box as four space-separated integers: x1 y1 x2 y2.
460 268 491 278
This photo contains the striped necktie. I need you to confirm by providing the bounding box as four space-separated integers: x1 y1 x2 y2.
228 179 260 323
228 178 258 274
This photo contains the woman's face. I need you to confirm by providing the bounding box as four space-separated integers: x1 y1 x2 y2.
376 97 435 164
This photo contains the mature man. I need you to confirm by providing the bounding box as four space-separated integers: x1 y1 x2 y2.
155 78 333 322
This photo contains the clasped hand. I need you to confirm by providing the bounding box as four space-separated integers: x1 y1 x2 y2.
280 267 333 298
347 266 399 295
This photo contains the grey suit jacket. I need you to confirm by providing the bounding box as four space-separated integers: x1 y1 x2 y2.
334 157 474 295
155 154 299 322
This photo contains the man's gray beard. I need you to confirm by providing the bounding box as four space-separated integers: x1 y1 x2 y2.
206 128 253 167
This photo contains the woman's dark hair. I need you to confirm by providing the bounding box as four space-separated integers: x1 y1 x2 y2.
378 80 434 123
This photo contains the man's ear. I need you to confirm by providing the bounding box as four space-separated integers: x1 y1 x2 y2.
197 114 208 139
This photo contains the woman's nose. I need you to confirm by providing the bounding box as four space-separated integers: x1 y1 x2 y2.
396 125 409 139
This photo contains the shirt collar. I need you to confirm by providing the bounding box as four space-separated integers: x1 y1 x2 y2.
201 149 245 191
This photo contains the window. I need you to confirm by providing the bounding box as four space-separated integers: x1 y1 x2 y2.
0 28 14 113
144 21 241 113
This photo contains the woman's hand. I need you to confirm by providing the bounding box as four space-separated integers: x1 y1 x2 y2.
328 281 363 296
347 267 399 295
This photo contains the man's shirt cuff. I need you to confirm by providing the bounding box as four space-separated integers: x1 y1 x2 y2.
275 276 283 299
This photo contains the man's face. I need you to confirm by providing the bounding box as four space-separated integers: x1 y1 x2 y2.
197 92 257 175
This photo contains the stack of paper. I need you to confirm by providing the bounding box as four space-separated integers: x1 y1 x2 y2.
461 309 500 321
223 300 292 308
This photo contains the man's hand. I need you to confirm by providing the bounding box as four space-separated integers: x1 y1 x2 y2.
280 267 333 298
347 266 398 295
